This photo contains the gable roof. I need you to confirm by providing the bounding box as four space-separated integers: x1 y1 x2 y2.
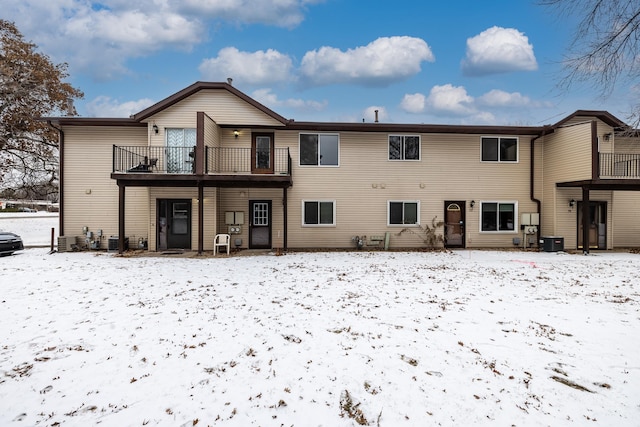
46 81 290 127
552 110 626 129
131 81 290 124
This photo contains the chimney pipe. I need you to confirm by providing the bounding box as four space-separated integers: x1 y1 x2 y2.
374 109 379 123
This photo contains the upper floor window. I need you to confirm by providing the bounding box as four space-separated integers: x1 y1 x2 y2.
300 133 339 166
388 201 419 226
481 137 518 162
166 128 196 173
481 202 516 232
303 200 335 226
389 135 420 160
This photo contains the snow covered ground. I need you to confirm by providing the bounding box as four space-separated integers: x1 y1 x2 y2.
0 212 58 247
1 215 639 426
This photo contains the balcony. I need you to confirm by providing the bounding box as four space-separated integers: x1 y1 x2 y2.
600 152 640 179
113 145 291 175
112 145 292 188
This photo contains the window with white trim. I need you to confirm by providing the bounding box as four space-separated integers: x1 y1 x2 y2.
389 135 420 160
481 202 516 232
300 133 339 166
481 137 518 162
388 201 419 225
303 200 335 226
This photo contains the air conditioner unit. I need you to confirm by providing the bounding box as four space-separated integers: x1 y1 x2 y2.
57 236 75 253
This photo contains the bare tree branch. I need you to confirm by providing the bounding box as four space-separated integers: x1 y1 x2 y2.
539 0 640 128
0 19 83 197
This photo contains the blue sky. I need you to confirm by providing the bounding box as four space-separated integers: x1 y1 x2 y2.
3 0 633 125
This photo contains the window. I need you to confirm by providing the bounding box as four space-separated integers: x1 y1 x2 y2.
300 134 339 166
388 201 419 225
389 135 420 160
303 201 335 226
481 137 518 162
166 128 196 173
481 202 516 232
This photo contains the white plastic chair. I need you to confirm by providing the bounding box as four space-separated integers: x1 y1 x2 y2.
213 234 231 256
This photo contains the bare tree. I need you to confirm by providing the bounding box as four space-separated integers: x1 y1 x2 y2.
539 0 640 129
0 20 83 197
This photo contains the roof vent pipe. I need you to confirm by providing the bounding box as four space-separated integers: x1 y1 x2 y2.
374 109 379 123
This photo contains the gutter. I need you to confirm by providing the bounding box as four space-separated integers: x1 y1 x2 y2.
47 120 64 237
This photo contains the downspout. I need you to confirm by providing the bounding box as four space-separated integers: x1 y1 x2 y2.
530 128 551 248
47 121 64 237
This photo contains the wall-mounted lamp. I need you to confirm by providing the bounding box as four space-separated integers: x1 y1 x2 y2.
603 132 612 141
569 199 576 208
234 130 239 139
470 200 475 209
152 124 159 134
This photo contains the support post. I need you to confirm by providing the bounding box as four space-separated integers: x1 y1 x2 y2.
198 183 204 254
119 184 126 254
582 186 590 255
283 187 288 252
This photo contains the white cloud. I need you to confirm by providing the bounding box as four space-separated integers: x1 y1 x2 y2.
1 0 320 80
180 0 325 29
477 89 532 107
3 0 203 80
400 93 427 114
251 88 327 113
400 86 551 124
425 84 476 116
300 36 435 86
462 26 537 76
85 96 155 117
199 48 294 85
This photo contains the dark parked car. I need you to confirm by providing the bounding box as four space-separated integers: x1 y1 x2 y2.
0 231 24 256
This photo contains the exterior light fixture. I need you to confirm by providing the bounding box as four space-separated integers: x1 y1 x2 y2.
569 199 576 208
152 124 159 134
470 200 475 209
234 130 239 139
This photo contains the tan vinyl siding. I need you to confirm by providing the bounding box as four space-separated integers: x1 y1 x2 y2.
278 131 536 249
541 123 593 239
217 188 285 249
613 191 640 247
203 114 220 148
147 89 284 133
615 137 640 154
63 126 148 249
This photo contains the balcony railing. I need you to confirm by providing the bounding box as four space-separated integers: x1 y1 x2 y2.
600 152 640 178
205 147 291 175
113 145 196 174
113 145 291 175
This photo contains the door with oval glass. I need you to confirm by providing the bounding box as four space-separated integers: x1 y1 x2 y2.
249 200 272 249
444 201 465 248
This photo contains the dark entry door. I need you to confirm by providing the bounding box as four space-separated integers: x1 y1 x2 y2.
157 199 191 250
577 201 606 249
249 200 272 249
444 201 465 248
252 133 274 174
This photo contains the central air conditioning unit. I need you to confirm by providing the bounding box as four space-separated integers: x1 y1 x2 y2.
57 236 75 253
